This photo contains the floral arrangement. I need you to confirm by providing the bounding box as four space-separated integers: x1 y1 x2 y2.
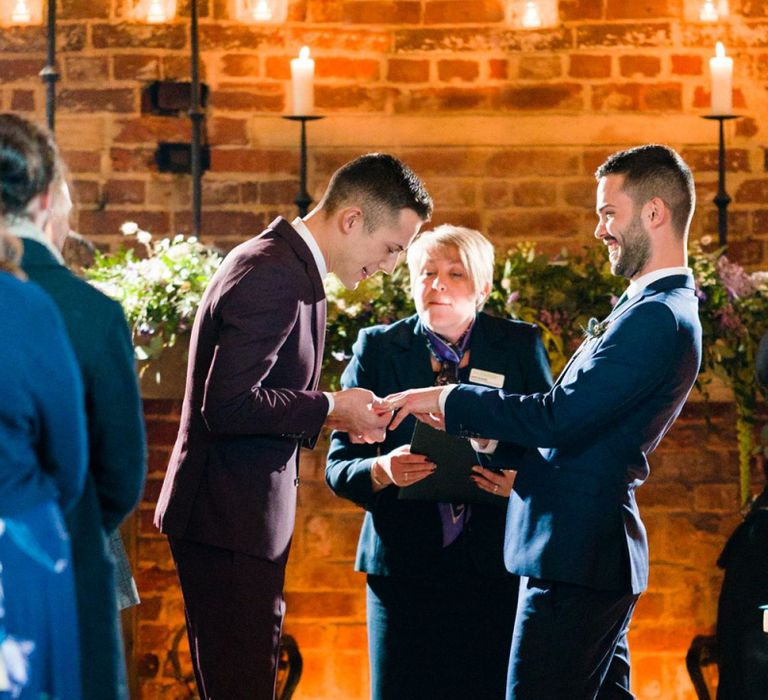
84 222 222 360
690 240 768 505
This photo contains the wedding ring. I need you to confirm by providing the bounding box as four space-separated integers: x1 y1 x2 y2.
405 472 409 483
494 484 499 493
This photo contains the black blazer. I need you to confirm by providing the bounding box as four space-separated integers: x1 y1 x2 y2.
326 312 552 578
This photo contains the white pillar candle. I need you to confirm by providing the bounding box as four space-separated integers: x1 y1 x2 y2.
709 42 733 115
290 46 315 116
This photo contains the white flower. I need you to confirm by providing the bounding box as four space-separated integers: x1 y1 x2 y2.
0 635 35 694
136 230 153 245
165 242 193 263
120 222 139 236
584 317 610 339
141 258 171 284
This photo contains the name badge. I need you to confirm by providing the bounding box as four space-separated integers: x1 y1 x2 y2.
469 368 505 388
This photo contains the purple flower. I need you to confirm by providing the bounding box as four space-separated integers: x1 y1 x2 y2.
717 256 756 299
716 303 746 334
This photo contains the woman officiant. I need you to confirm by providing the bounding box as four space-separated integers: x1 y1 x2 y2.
326 225 552 700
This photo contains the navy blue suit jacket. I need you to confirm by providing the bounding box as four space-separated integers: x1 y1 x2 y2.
155 217 329 564
326 312 552 578
445 274 702 594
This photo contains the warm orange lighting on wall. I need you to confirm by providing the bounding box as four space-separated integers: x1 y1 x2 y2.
506 0 556 29
231 0 287 24
699 0 729 21
130 0 177 23
0 0 43 27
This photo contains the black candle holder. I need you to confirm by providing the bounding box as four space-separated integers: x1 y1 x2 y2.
702 114 741 248
41 0 58 132
282 115 325 218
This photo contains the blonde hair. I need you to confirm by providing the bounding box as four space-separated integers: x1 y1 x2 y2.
406 224 495 310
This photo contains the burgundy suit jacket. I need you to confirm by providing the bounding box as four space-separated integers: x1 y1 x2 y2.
154 217 329 564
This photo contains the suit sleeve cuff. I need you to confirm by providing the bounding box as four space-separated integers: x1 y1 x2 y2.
323 392 335 416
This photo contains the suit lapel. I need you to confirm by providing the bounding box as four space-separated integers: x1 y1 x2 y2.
464 313 509 381
553 272 695 388
390 316 435 392
269 217 327 391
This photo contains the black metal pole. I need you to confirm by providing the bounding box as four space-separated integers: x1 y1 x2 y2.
282 115 323 218
703 114 739 249
189 0 203 237
40 0 58 132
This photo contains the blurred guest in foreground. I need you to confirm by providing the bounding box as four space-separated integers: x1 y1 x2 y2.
326 225 552 700
0 229 87 698
0 113 147 700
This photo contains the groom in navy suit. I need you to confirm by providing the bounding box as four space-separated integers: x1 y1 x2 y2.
383 144 702 699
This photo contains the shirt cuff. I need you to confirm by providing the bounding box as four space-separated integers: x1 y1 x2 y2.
323 392 335 416
471 438 499 454
438 385 457 415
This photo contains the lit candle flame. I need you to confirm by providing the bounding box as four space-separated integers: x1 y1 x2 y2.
11 0 32 24
146 0 166 23
521 1 542 29
716 41 726 58
252 0 272 21
299 45 310 60
699 0 718 21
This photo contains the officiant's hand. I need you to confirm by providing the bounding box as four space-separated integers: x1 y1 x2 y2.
374 386 445 431
370 444 435 492
471 466 516 498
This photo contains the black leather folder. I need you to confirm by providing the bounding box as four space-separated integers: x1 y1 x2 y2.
398 422 503 505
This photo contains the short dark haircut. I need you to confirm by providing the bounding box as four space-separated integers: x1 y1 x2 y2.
595 144 695 238
320 153 433 232
0 113 61 218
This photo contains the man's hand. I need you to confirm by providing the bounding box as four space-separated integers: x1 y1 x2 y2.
326 388 393 443
371 444 435 491
375 386 445 431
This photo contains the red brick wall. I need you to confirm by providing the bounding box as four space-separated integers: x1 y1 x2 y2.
136 397 764 700
2 0 766 262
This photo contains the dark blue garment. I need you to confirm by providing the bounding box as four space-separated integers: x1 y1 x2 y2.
367 571 518 700
0 502 81 700
0 271 87 699
0 273 86 517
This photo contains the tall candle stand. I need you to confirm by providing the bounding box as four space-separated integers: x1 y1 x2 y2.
702 114 740 248
282 115 324 218
41 0 58 131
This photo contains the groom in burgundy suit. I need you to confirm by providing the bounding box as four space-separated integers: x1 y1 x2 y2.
155 153 432 700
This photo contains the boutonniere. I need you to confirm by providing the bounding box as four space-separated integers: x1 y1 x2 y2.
584 317 610 340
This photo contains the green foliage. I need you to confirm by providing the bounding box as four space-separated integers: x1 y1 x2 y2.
84 223 222 360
